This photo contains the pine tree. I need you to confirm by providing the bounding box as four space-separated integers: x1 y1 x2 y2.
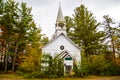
102 15 119 59
12 2 38 72
65 5 105 59
0 0 43 72
0 0 19 72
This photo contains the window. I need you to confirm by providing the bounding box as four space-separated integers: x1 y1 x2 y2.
60 45 64 50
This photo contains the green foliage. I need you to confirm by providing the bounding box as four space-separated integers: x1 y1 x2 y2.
81 54 120 76
20 54 64 78
18 45 41 72
40 54 64 78
65 4 105 58
41 36 49 45
0 0 43 72
102 15 118 59
1 0 120 77
64 16 74 38
73 62 82 77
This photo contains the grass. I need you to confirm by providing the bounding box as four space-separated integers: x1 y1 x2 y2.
0 73 24 79
0 73 120 80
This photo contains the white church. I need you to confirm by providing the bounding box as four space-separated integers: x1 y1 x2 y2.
42 4 81 75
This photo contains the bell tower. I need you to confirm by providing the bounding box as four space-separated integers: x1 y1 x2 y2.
55 3 67 37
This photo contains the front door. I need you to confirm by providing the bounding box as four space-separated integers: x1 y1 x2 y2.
65 65 72 72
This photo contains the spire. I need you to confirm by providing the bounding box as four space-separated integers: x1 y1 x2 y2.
54 2 67 37
56 2 65 22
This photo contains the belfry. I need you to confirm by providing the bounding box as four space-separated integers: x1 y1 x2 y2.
55 3 67 37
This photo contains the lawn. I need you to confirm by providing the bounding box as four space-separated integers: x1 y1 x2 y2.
0 74 120 80
0 73 24 80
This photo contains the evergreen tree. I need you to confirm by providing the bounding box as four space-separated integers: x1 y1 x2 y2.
0 0 5 71
0 0 19 72
65 5 105 59
0 0 43 72
102 15 116 59
41 36 49 46
114 24 120 57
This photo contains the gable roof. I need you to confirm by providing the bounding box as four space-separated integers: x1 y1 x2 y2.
42 33 80 49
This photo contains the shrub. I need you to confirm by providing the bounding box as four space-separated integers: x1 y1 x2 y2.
81 54 120 76
23 54 64 78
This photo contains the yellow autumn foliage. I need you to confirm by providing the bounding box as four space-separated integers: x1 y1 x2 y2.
19 45 41 72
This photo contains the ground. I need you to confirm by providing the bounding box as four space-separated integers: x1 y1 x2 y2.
0 74 120 80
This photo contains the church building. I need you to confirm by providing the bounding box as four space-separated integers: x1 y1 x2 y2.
42 4 81 75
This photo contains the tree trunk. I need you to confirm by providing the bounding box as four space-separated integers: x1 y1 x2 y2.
4 44 8 72
12 43 18 72
111 39 115 59
4 53 8 72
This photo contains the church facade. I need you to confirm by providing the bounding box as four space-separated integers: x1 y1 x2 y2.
42 5 81 75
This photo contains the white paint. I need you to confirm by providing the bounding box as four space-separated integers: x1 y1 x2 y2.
64 60 73 65
42 34 81 62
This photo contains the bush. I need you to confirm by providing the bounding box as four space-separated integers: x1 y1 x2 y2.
81 54 120 76
18 52 120 78
18 54 64 78
73 62 81 77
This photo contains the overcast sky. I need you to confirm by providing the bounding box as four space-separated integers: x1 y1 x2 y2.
15 0 120 38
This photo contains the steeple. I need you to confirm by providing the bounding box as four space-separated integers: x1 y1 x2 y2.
56 2 65 23
55 3 66 37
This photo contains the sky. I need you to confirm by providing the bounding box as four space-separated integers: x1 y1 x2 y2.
15 0 120 38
